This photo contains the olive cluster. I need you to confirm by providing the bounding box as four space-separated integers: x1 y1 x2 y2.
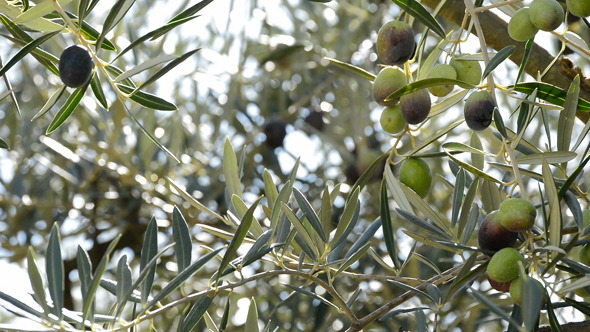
508 0 590 42
478 198 543 303
373 20 496 138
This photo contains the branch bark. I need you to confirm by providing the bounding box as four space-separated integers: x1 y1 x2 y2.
421 0 590 123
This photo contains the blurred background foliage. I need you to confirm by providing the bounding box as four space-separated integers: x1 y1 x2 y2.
0 0 589 330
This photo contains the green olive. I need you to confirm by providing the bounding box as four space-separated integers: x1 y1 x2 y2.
450 59 482 86
427 64 457 97
567 0 590 17
508 8 539 42
487 247 524 283
497 198 537 232
529 0 565 31
380 105 406 134
399 158 432 198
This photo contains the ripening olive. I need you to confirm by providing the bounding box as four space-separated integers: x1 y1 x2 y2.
529 0 565 31
59 45 94 88
400 89 431 125
376 21 416 66
373 66 407 106
508 8 539 42
488 277 511 293
478 211 518 255
497 198 537 232
427 64 457 97
487 247 524 283
464 90 496 131
304 111 325 131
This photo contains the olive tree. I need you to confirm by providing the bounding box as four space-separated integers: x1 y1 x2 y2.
0 0 589 331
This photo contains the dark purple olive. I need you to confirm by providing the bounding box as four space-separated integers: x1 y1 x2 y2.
59 45 94 88
264 119 287 149
400 89 431 125
478 211 518 256
376 21 416 66
464 90 496 131
304 111 325 131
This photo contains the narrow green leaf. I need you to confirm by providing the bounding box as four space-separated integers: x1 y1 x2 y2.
114 55 177 82
380 181 399 269
399 183 452 234
218 296 230 331
335 242 371 277
543 159 561 256
169 0 214 22
143 247 223 313
117 84 177 110
0 137 8 150
443 254 483 303
320 187 333 239
263 169 278 209
31 86 66 121
114 15 199 61
345 217 381 259
516 39 534 84
330 187 360 249
215 197 263 284
76 246 93 317
451 169 465 227
470 289 521 327
134 49 200 92
512 82 590 111
442 142 488 155
46 84 89 134
173 207 192 272
558 155 589 199
0 31 59 78
522 278 543 331
115 255 132 307
168 177 224 222
282 203 319 259
391 0 445 38
545 300 564 332
0 291 44 318
515 151 577 165
46 223 63 320
26 247 49 315
483 45 515 79
385 78 474 102
349 151 389 196
408 119 463 156
0 15 59 75
96 0 135 50
90 73 108 109
245 298 259 332
283 284 339 311
557 75 580 153
82 235 121 323
325 57 375 81
384 165 413 213
458 178 479 240
223 138 244 200
396 209 450 240
140 216 158 304
293 188 327 242
461 204 479 244
493 106 508 139
446 151 501 184
100 279 142 303
78 0 89 20
388 279 435 303
125 106 180 162
182 294 216 331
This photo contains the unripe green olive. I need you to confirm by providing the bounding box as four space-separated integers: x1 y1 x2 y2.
400 89 431 125
449 59 482 86
399 158 432 198
509 277 545 306
497 198 537 232
580 244 590 265
529 0 565 31
567 0 590 17
464 90 496 131
487 247 524 283
380 105 406 134
376 21 416 66
427 64 457 97
373 66 407 106
508 8 539 42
